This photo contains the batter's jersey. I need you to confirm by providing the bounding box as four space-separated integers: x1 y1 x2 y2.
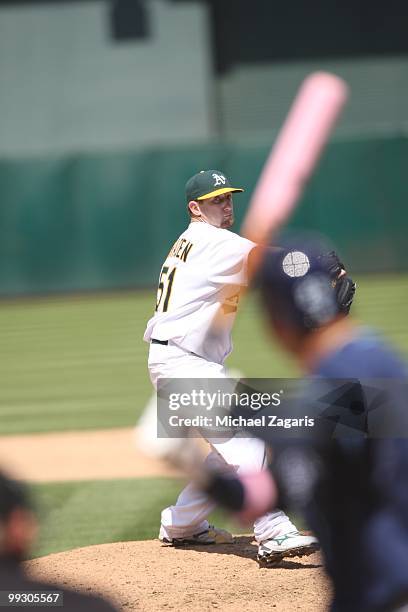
308 329 408 612
144 221 255 364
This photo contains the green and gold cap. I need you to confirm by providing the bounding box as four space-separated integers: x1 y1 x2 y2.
185 170 244 202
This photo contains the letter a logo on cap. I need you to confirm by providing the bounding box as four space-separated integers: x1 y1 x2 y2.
212 173 226 187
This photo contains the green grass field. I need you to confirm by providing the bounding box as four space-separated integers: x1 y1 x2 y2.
31 478 182 557
0 274 407 435
1 275 407 558
31 478 271 559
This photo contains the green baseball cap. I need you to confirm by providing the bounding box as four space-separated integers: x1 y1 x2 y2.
185 170 244 202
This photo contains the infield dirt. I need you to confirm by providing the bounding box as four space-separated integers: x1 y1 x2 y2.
6 428 331 611
26 538 330 611
0 428 180 482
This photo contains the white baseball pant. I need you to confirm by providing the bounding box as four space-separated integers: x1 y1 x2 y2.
147 341 297 543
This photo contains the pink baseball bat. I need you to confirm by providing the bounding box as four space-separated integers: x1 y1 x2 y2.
241 72 348 246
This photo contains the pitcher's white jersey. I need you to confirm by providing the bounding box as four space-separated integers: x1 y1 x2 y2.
144 221 255 364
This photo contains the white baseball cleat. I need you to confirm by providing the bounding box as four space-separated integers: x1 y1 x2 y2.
257 531 319 565
159 524 233 547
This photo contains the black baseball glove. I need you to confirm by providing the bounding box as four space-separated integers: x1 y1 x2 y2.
318 250 356 314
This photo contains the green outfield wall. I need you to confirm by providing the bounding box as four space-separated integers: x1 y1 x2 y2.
1 134 407 296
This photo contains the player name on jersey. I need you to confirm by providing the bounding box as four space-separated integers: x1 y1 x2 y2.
167 238 194 263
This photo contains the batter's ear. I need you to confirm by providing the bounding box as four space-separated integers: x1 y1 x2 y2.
2 508 37 560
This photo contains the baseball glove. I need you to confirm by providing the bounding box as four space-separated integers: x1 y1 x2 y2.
318 250 356 314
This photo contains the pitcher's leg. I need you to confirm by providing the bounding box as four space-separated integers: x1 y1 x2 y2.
210 434 318 560
159 450 233 544
160 481 215 541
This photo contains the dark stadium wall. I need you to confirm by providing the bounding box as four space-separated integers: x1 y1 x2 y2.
0 134 407 296
206 0 408 73
1 1 407 157
1 0 407 295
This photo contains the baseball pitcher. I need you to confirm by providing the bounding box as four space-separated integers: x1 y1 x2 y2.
143 170 318 563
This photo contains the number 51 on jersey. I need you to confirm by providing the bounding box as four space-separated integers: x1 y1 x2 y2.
155 266 177 313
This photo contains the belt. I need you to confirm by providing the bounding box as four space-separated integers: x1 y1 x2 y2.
151 338 169 346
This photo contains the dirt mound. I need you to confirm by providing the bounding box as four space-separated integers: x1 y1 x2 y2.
26 537 330 611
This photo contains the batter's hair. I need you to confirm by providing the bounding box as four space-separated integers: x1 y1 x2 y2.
0 472 32 521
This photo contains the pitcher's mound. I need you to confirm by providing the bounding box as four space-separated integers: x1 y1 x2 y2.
26 537 330 611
